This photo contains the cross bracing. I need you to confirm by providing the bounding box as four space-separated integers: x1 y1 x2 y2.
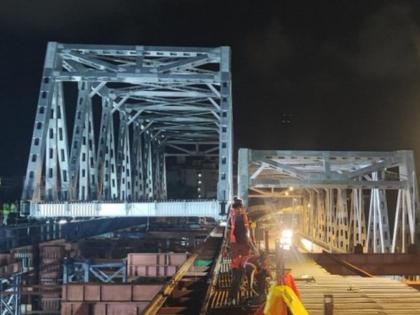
22 42 233 204
239 149 419 253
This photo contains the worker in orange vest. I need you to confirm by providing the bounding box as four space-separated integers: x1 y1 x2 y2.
243 252 271 302
229 197 251 257
228 254 245 305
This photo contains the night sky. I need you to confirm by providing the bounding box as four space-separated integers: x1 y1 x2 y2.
1 1 420 179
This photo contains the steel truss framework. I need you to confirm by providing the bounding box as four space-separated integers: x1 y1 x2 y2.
63 260 127 284
22 42 232 203
0 275 21 315
238 149 419 253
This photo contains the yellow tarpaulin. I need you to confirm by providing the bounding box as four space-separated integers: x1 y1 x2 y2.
264 284 309 315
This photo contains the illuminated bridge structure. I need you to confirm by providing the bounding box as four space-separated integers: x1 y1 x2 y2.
20 42 420 254
239 149 419 253
22 42 233 217
11 42 420 315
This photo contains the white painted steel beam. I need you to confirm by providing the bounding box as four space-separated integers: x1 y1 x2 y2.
30 200 221 219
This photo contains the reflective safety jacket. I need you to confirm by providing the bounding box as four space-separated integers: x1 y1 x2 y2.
229 208 250 244
231 254 244 269
283 272 300 299
2 203 10 214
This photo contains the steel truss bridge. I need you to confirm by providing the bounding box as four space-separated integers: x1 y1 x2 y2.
5 42 420 315
22 42 233 212
20 43 420 255
19 43 420 255
239 149 420 253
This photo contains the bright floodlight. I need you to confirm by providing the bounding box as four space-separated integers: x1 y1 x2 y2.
280 229 293 250
282 229 293 238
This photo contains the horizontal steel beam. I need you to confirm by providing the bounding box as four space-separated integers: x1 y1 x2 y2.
310 253 420 275
252 179 407 189
60 43 222 56
54 72 221 84
251 150 398 160
30 201 222 219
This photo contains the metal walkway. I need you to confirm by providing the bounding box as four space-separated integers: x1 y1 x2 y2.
207 257 259 310
142 227 224 315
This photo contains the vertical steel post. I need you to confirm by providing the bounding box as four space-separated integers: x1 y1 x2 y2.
217 47 233 204
265 230 270 252
22 42 58 201
238 148 249 208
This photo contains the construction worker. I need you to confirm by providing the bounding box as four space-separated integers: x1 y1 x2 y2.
228 254 244 305
9 202 17 225
227 197 256 306
243 252 271 302
2 202 10 225
229 198 251 257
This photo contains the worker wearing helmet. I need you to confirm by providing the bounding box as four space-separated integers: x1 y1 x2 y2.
229 198 251 257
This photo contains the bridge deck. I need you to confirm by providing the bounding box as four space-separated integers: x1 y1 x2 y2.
208 250 420 314
289 254 420 314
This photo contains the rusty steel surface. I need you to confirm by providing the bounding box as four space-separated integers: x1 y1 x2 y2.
0 261 21 276
310 253 420 276
127 253 187 278
62 284 163 302
62 302 151 315
0 252 23 276
39 240 79 312
0 253 14 265
62 284 162 315
205 256 259 313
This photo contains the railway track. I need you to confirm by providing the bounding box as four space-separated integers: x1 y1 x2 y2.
143 226 224 315
205 246 420 315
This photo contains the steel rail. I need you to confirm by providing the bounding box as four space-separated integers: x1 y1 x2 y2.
142 227 219 315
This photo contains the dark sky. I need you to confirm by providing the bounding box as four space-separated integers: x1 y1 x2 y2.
1 0 420 178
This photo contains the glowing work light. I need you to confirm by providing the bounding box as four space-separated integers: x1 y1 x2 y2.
280 229 293 250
